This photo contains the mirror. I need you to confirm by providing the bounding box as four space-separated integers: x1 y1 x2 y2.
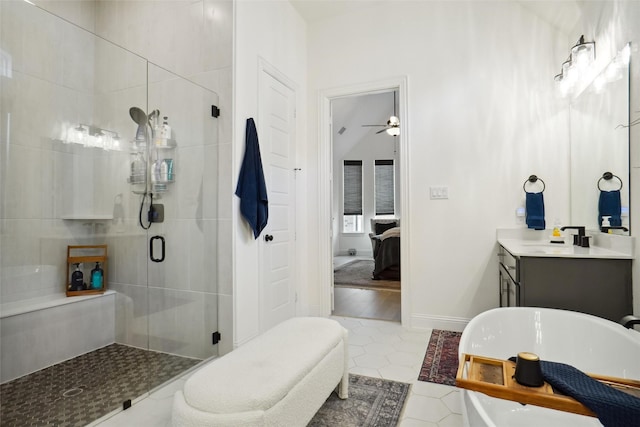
570 44 630 233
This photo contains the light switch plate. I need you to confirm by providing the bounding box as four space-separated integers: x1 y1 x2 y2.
430 186 449 199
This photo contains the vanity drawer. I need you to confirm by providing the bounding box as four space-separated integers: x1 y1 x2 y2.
498 245 521 307
499 262 520 307
498 245 519 282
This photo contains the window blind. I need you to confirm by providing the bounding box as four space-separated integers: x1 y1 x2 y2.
375 160 395 215
343 160 363 215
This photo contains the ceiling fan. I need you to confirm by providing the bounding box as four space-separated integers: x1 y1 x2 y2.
362 91 400 136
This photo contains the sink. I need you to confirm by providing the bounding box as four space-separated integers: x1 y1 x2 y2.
520 244 574 255
520 242 569 248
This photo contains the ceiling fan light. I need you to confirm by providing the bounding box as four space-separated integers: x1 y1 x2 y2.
386 126 400 136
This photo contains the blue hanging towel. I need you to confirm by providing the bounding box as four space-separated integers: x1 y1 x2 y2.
525 192 545 230
598 190 622 227
235 118 268 239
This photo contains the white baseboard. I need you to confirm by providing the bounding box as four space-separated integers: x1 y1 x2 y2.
410 313 470 332
336 251 373 258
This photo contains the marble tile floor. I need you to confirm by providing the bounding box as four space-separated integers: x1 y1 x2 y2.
92 316 463 427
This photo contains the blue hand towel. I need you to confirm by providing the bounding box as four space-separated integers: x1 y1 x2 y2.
235 118 268 239
598 190 622 227
525 192 545 230
540 360 640 427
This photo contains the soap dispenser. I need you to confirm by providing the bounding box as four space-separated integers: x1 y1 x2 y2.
71 263 85 291
90 262 103 290
550 219 564 244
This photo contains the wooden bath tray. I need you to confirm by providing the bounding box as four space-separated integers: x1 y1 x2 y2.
455 353 640 417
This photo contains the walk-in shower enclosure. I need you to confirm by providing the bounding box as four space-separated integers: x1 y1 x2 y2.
1 0 223 423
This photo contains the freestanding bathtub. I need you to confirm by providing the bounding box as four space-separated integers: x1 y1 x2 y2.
458 307 640 427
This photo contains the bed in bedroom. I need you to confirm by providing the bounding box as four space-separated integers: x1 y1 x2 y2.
369 220 400 281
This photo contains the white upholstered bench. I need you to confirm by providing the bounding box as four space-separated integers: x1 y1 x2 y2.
172 317 349 427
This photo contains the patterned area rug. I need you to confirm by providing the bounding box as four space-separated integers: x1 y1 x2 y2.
334 259 400 291
309 374 410 427
418 329 462 386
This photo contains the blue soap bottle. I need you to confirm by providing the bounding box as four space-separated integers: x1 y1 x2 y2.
90 262 103 290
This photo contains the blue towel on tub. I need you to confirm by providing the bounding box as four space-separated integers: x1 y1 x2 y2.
540 360 640 427
598 190 622 227
235 118 268 239
525 192 545 230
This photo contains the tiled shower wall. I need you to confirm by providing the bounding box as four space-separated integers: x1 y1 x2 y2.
0 0 234 360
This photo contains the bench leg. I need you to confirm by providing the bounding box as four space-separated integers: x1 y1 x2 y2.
337 376 349 399
338 329 349 399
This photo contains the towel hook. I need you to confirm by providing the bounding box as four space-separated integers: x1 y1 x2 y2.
523 175 545 193
597 172 623 191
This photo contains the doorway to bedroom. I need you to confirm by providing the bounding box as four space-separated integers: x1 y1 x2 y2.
330 90 401 322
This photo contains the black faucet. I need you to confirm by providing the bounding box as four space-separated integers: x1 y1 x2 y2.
620 315 640 330
601 226 629 233
560 226 586 246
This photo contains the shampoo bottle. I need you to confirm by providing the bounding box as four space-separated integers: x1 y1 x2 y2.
161 116 171 140
71 263 84 291
160 159 169 182
90 262 103 290
131 152 145 184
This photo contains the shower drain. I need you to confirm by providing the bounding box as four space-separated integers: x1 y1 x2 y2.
62 387 84 398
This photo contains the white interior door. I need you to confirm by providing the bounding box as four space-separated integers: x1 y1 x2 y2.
258 67 297 332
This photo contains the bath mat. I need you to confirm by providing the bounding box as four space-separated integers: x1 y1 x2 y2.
309 374 410 427
418 329 462 386
334 259 400 291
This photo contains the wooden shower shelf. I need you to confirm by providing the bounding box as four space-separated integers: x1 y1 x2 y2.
66 245 108 297
455 353 640 417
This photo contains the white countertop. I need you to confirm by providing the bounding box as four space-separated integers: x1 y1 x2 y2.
498 237 633 259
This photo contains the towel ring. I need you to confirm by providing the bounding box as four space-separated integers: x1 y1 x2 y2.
597 172 623 191
523 175 545 193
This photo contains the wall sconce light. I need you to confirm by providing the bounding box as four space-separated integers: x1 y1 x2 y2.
571 35 596 69
554 35 596 96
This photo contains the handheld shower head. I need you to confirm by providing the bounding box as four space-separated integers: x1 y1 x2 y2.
129 107 147 125
129 107 148 141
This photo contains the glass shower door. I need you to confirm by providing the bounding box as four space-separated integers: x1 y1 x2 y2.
143 63 220 382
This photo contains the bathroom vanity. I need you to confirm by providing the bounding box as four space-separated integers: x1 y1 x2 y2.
497 232 633 322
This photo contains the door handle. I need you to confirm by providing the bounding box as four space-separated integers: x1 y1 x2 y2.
150 235 165 262
264 234 274 242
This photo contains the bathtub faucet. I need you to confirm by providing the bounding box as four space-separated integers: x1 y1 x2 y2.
620 315 640 330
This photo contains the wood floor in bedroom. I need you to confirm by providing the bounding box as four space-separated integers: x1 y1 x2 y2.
332 256 401 322
332 287 401 322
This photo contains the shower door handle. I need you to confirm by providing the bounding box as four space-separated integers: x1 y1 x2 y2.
150 235 165 262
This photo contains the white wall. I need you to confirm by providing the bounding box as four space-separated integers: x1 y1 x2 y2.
233 0 307 346
305 1 570 328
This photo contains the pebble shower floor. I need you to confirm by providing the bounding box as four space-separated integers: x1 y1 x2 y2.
0 344 200 426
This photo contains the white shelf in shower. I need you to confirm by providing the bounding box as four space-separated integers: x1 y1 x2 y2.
61 215 113 220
